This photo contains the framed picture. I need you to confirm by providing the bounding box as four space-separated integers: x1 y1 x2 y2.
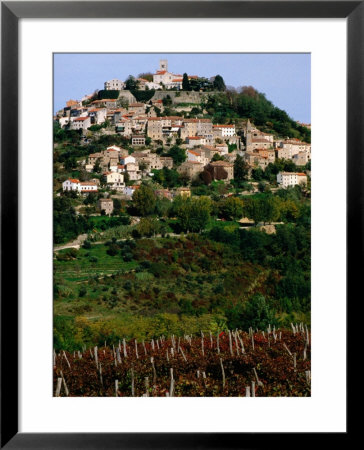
1 1 357 448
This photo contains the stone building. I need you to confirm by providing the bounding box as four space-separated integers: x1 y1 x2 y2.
98 198 114 215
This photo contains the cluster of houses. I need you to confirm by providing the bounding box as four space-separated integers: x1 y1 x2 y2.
244 119 311 171
85 145 174 183
58 60 310 206
61 118 310 204
56 102 241 149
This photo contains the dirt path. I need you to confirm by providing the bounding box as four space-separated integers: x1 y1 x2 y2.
53 232 183 252
54 234 88 251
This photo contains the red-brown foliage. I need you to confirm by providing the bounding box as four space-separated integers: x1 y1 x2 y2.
54 329 311 397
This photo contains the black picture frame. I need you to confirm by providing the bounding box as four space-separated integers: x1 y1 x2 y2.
1 1 358 448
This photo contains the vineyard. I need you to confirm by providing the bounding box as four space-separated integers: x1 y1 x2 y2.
53 324 311 397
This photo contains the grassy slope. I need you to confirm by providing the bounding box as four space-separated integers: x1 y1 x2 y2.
54 235 273 319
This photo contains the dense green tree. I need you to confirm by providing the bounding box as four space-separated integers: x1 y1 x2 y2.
252 167 264 181
64 157 77 171
260 196 280 223
218 197 244 221
182 73 191 91
243 195 280 224
152 167 181 188
112 198 122 215
234 154 249 183
135 217 161 237
174 196 212 232
125 75 139 91
83 193 97 205
54 197 88 244
213 75 226 91
155 197 172 218
132 184 156 216
167 145 186 166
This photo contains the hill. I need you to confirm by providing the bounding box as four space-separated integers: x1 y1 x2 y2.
202 87 310 142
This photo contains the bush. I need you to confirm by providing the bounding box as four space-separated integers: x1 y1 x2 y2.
97 90 119 99
83 240 92 249
56 248 78 261
79 286 87 297
106 244 119 256
122 252 134 262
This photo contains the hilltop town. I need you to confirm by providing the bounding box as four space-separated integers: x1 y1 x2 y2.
54 59 311 211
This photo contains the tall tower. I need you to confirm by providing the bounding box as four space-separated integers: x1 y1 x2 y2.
159 59 168 72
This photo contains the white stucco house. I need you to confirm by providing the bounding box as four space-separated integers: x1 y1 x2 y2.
277 172 308 188
104 172 125 190
212 124 236 137
70 116 91 130
62 178 98 193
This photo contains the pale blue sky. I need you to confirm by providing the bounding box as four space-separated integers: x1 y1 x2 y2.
54 53 310 123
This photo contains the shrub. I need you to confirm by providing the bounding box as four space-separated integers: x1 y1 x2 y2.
78 286 87 297
106 244 119 256
56 248 78 261
83 240 92 249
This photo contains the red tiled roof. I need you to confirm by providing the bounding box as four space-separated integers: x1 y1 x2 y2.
74 117 89 121
280 172 307 176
